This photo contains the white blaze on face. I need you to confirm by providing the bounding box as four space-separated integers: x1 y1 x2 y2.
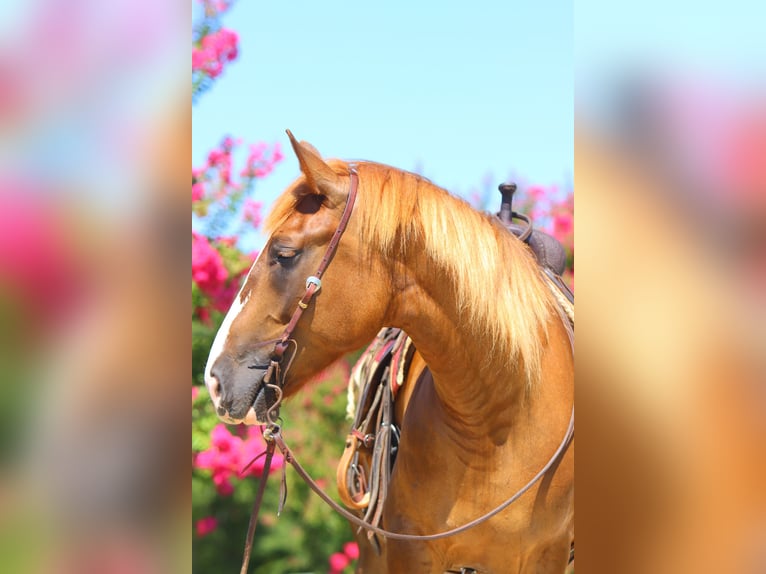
203 249 263 415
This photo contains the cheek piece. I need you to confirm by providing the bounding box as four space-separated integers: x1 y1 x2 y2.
260 168 359 425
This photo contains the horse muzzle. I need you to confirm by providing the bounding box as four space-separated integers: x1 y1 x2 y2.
206 356 278 425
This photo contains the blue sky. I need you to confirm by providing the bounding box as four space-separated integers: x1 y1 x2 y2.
193 0 573 232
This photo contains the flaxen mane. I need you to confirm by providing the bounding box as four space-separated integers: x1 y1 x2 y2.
265 160 558 387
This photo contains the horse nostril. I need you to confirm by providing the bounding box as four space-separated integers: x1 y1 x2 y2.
208 374 222 402
208 376 232 416
208 377 221 399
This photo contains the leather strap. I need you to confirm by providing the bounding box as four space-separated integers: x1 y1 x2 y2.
239 437 277 574
273 168 359 360
272 406 574 541
261 169 360 407
337 329 401 510
238 169 359 571
278 311 575 542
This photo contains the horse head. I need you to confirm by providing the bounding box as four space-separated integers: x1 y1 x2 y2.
204 132 391 425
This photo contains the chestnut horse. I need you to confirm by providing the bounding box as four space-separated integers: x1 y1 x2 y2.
205 133 574 573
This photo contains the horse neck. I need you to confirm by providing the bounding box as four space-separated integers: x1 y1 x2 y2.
390 270 573 473
389 251 538 436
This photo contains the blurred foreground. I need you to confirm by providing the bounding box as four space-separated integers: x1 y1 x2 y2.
576 5 766 569
0 1 189 573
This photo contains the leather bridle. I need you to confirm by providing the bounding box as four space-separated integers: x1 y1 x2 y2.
238 167 574 574
238 167 360 574
256 168 360 426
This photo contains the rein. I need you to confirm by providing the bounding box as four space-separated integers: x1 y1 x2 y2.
238 167 575 572
238 168 359 574
258 168 360 422
270 408 573 542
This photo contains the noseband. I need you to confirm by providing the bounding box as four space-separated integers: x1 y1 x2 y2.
258 168 360 425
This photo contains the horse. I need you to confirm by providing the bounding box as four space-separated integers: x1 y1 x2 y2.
204 132 574 573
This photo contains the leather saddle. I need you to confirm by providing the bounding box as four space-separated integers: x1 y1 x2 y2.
495 182 569 277
506 222 568 277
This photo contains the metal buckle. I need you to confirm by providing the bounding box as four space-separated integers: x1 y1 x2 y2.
305 275 322 291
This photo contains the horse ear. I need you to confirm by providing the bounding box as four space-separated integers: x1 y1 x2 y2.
286 130 344 200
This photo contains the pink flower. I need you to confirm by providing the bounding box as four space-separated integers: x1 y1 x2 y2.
527 185 546 201
192 182 205 202
196 306 211 325
192 387 200 402
207 148 227 168
196 516 218 537
194 424 284 496
191 233 242 313
553 213 573 239
192 232 228 297
242 199 263 228
212 279 239 312
201 29 238 64
210 423 237 451
238 425 285 477
212 472 234 496
204 29 238 62
194 28 239 79
204 146 233 187
193 449 218 470
272 142 284 163
328 552 350 573
241 141 282 180
248 142 267 162
0 190 81 324
201 0 232 15
219 164 231 185
343 541 359 560
195 425 242 496
217 235 237 247
192 48 210 72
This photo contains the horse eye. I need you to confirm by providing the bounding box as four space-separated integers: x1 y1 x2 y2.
275 249 299 266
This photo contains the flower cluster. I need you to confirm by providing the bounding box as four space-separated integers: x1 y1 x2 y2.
196 516 218 537
193 0 238 98
192 231 243 314
194 423 285 496
500 183 574 287
0 192 81 327
191 3 355 571
199 0 233 15
242 198 263 228
192 136 281 208
191 135 281 321
192 232 227 298
241 142 284 180
328 541 360 573
550 193 574 244
545 191 574 285
192 27 238 79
